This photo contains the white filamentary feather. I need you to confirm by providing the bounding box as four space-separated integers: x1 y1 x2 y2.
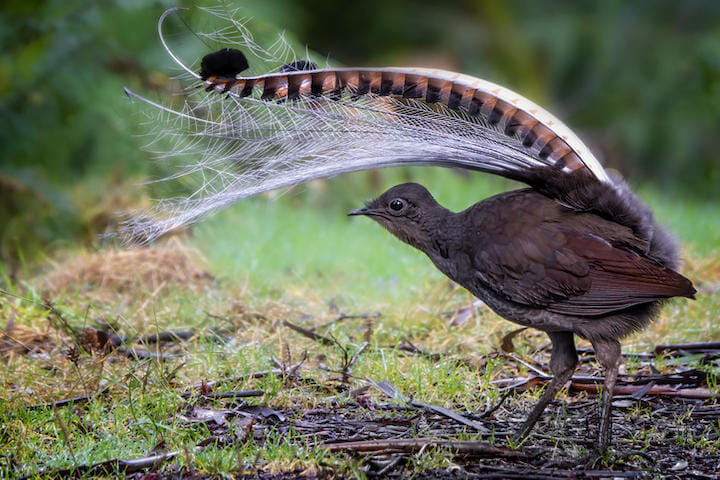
119 7 610 245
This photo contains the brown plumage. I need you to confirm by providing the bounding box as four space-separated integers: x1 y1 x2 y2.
349 172 695 452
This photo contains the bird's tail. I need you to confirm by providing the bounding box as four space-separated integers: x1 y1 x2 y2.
119 6 612 245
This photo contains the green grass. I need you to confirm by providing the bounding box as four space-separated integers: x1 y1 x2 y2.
1 170 719 478
191 169 512 302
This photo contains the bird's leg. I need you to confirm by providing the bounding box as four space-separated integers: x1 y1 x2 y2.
591 338 622 452
513 331 577 444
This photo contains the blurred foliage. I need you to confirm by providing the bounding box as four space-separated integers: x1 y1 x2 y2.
1 0 719 269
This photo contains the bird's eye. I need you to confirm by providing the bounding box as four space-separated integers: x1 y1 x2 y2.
389 199 406 212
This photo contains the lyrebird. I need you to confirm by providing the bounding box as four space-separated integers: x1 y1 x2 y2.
123 8 695 453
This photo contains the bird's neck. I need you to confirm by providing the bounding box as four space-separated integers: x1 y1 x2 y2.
414 207 464 273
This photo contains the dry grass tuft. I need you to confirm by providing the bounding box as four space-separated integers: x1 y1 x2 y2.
43 239 213 301
1 324 59 360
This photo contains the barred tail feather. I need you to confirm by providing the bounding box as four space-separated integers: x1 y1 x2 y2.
119 7 611 245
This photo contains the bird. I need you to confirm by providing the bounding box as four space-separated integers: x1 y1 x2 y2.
348 178 695 452
122 8 696 453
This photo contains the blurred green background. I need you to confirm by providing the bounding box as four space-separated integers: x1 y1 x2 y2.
1 0 719 272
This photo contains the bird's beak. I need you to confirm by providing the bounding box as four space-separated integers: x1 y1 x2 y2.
347 206 370 217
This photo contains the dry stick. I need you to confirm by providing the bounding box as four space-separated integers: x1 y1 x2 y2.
575 347 655 359
323 438 522 457
137 330 196 344
271 352 308 377
187 359 306 391
20 450 183 479
283 320 368 383
499 327 528 353
347 342 369 369
395 339 444 361
570 382 715 400
311 312 381 332
655 341 720 355
116 347 181 361
492 375 716 400
323 384 372 402
79 328 196 351
282 320 335 346
341 341 369 382
181 389 264 400
28 388 110 411
480 388 516 418
366 377 489 433
188 370 281 391
504 353 551 378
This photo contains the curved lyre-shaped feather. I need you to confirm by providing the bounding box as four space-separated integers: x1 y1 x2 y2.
203 66 609 182
119 8 609 245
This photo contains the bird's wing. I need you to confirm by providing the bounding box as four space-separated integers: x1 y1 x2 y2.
546 231 695 315
118 7 612 244
471 207 694 316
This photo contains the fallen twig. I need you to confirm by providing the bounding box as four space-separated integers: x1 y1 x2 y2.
366 377 489 432
500 328 528 353
394 339 444 361
323 438 522 457
137 330 196 344
187 359 306 391
311 312 381 332
655 341 720 356
20 451 180 479
283 320 335 346
116 347 180 361
180 389 264 400
570 382 716 400
480 388 515 418
27 388 110 411
491 375 716 400
504 353 551 378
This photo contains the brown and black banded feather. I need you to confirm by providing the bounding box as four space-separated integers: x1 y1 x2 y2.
203 67 607 183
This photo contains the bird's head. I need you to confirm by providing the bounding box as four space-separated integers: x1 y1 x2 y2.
348 183 443 251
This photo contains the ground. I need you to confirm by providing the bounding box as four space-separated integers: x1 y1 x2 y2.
1 172 719 479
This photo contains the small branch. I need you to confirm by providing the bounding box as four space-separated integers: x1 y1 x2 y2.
480 388 515 418
348 342 369 370
187 359 306 391
503 353 551 378
28 388 110 411
181 389 264 400
20 450 180 479
323 438 522 458
138 330 196 344
655 341 720 356
570 382 716 400
311 312 381 332
116 347 180 361
283 320 335 346
366 377 488 432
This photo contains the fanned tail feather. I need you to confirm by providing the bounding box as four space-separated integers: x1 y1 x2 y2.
119 7 610 245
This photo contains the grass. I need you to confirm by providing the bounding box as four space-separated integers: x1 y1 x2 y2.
1 170 719 478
